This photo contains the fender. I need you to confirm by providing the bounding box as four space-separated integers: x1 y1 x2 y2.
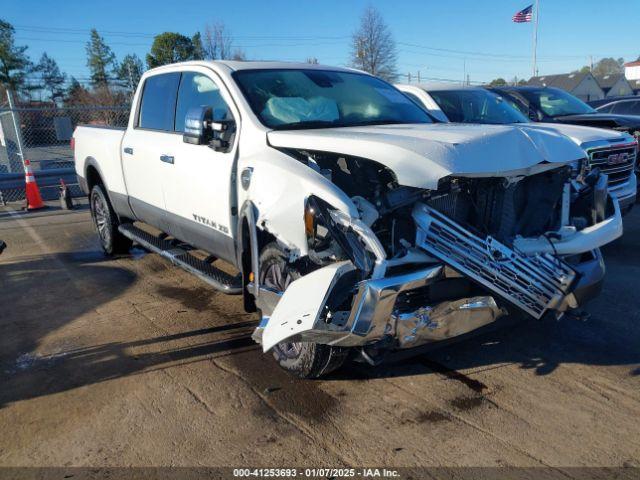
84 157 136 220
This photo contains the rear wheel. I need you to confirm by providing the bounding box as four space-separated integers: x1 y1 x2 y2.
259 242 348 378
90 184 132 255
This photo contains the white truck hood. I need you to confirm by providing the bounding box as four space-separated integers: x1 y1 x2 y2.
267 123 586 190
517 123 630 147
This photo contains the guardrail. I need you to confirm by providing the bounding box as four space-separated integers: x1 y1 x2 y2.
0 168 83 205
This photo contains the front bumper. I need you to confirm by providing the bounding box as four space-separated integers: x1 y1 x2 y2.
609 173 636 213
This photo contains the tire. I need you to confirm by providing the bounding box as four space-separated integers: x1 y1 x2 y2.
259 242 348 378
90 184 132 255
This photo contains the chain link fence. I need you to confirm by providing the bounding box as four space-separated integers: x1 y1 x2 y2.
0 96 130 204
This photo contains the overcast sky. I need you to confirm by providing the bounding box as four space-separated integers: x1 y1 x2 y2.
5 0 639 85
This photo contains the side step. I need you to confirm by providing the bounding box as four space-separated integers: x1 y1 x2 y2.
118 223 242 295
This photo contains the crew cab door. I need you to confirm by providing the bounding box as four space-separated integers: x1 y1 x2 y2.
161 69 240 264
122 72 181 232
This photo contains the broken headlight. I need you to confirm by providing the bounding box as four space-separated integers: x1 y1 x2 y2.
305 195 385 273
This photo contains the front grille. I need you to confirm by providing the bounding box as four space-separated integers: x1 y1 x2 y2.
413 204 577 319
588 144 636 189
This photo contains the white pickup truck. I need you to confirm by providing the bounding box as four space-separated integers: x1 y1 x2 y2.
74 61 627 378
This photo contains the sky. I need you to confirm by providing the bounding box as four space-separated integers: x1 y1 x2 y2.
4 0 640 87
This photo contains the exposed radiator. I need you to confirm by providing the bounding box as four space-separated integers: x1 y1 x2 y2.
413 203 577 319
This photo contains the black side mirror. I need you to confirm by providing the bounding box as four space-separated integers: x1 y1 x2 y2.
183 106 236 152
528 107 540 122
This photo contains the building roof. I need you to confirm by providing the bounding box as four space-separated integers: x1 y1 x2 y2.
623 60 640 68
594 73 626 90
525 72 592 91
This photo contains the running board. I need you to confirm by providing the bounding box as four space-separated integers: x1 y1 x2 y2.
118 223 242 295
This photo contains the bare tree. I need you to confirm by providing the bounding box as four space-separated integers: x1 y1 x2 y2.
350 6 397 81
203 22 233 60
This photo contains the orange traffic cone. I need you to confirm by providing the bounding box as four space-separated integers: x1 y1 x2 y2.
24 159 45 210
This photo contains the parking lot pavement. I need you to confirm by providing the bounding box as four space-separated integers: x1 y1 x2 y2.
0 203 639 471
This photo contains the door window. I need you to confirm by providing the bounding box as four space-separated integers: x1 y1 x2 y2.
137 73 181 131
175 72 232 132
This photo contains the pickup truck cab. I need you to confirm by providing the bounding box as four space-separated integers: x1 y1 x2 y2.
75 61 626 378
396 83 638 213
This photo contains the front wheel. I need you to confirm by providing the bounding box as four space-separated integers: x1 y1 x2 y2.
90 184 132 255
259 242 348 378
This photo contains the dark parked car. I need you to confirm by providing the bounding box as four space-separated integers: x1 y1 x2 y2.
488 86 640 140
593 97 640 116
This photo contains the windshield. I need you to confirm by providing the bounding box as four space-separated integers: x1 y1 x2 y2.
519 88 596 117
428 89 529 124
233 69 433 129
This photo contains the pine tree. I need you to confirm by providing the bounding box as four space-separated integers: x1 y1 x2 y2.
117 53 144 95
0 19 32 93
86 29 117 88
37 52 66 102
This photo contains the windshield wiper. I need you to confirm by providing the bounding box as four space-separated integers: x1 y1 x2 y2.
271 120 340 131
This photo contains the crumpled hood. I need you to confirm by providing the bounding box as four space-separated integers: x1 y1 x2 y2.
267 123 586 189
517 123 631 147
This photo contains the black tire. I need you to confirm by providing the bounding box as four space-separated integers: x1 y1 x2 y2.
89 184 132 255
259 242 348 379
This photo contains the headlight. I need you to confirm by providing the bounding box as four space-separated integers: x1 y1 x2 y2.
304 196 385 273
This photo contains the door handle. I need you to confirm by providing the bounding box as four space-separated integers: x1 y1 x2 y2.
123 147 133 155
160 154 174 164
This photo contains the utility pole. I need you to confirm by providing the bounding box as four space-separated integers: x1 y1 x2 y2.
589 55 594 72
463 59 466 86
532 0 540 77
127 62 135 95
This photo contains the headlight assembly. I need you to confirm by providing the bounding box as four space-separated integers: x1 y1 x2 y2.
304 195 385 273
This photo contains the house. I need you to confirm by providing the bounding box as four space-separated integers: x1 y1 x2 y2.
594 73 634 98
525 72 605 101
628 79 640 95
624 60 640 81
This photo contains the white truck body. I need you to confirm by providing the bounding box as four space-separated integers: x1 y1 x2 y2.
74 61 629 377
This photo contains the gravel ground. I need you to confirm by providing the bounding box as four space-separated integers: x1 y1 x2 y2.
0 202 638 475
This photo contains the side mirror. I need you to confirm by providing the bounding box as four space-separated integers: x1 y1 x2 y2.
183 106 236 152
183 106 213 145
528 107 540 122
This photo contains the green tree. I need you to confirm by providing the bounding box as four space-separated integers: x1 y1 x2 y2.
146 32 194 68
192 32 205 60
118 53 144 94
488 77 507 87
592 57 624 76
36 52 66 102
86 29 117 88
350 6 397 81
0 19 32 93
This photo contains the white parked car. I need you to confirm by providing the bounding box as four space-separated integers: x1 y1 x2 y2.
396 83 637 213
74 61 625 378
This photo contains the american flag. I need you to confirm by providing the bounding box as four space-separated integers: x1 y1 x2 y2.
513 4 533 23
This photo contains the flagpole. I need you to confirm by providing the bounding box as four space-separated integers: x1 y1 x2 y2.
532 0 540 77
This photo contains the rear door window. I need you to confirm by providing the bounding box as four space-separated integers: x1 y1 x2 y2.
137 73 181 131
174 72 232 132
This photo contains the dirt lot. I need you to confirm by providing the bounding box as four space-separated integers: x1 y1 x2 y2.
0 202 639 473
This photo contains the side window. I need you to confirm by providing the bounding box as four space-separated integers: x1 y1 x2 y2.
597 104 614 113
612 102 633 114
175 72 232 132
137 73 181 131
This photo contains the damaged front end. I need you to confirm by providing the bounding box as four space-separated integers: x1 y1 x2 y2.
253 150 622 355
